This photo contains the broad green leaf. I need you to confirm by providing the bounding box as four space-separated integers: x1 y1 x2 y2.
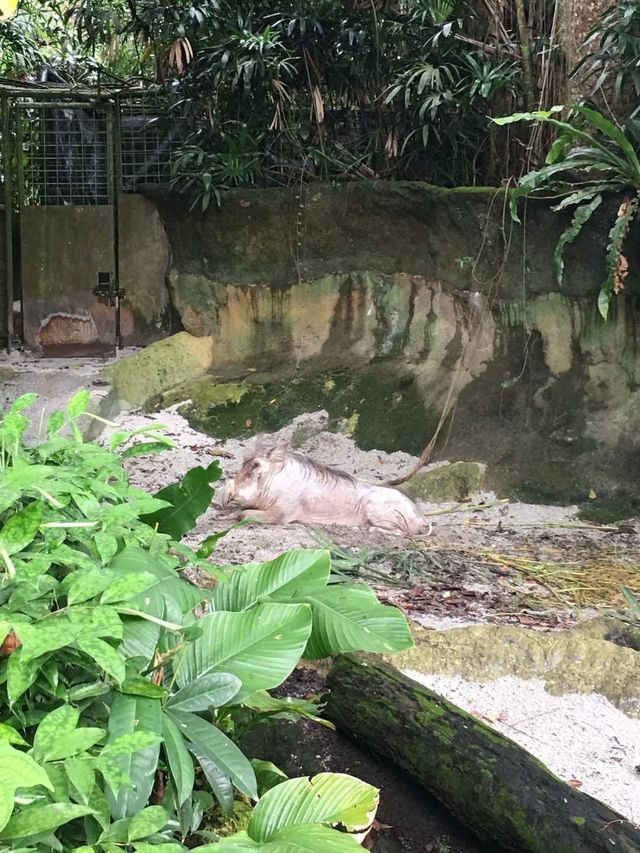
76 637 125 682
133 845 185 853
102 693 163 820
0 803 95 840
196 833 258 851
298 584 413 659
0 723 27 745
101 572 158 605
0 501 43 555
242 692 332 729
0 741 53 832
162 714 195 807
266 824 366 851
142 461 222 540
173 603 313 701
7 649 38 704
66 570 111 606
252 760 288 796
65 757 96 804
33 704 79 761
120 675 167 699
187 743 234 813
127 806 168 841
249 773 378 843
43 728 106 762
110 547 206 616
120 617 161 667
212 550 331 612
17 617 77 661
166 672 241 712
167 710 257 801
94 532 119 565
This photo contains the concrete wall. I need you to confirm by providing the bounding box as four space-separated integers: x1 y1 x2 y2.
147 182 640 512
20 194 171 354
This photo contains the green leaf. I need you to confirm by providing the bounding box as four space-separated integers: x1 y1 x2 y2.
0 723 27 746
166 672 242 712
76 636 126 682
599 193 640 319
298 585 413 660
492 106 564 125
252 760 289 796
65 757 97 804
47 410 65 437
554 194 603 286
17 617 77 662
127 806 169 841
0 501 43 555
0 741 53 833
267 824 366 851
573 105 640 179
212 550 331 611
44 728 106 762
101 572 158 605
188 742 234 813
66 390 91 420
248 773 378 842
142 461 222 540
33 703 79 761
167 710 258 801
102 693 163 820
173 603 313 702
162 714 195 808
7 649 38 704
120 675 168 699
66 570 111 605
0 803 95 840
110 546 206 617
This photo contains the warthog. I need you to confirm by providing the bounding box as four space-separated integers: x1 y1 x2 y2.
217 438 431 536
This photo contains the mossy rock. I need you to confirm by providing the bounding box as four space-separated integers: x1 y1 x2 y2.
403 462 486 503
175 365 437 456
0 367 14 384
386 619 640 718
103 332 214 410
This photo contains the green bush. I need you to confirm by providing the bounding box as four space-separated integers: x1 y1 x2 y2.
0 391 412 851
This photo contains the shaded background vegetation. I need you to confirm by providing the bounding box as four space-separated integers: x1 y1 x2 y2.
1 0 632 193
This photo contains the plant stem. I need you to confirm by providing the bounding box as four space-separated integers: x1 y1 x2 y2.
514 0 536 108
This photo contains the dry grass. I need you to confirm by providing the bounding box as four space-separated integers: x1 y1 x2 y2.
422 542 640 609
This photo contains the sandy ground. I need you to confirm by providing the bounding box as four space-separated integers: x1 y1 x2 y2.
2 353 640 827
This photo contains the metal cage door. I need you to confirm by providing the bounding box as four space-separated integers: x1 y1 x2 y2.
17 98 119 357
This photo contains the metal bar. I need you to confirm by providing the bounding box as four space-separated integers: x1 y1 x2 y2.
110 101 122 349
14 100 110 110
2 96 14 351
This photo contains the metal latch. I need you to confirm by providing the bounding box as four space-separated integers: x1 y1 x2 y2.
94 272 125 307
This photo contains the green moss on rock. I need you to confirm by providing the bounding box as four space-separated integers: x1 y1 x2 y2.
175 365 437 455
403 462 486 503
386 620 640 718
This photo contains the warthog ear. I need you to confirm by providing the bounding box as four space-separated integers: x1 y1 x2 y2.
266 444 287 463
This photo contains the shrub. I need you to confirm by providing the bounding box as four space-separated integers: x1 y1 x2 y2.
0 391 412 851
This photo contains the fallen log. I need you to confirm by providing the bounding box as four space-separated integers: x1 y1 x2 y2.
326 654 640 853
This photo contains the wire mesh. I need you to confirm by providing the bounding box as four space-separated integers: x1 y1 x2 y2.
16 101 110 206
119 96 184 192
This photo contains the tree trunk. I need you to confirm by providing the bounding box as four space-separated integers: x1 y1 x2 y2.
326 654 640 853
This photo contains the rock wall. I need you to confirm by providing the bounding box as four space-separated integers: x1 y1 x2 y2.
145 183 640 514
